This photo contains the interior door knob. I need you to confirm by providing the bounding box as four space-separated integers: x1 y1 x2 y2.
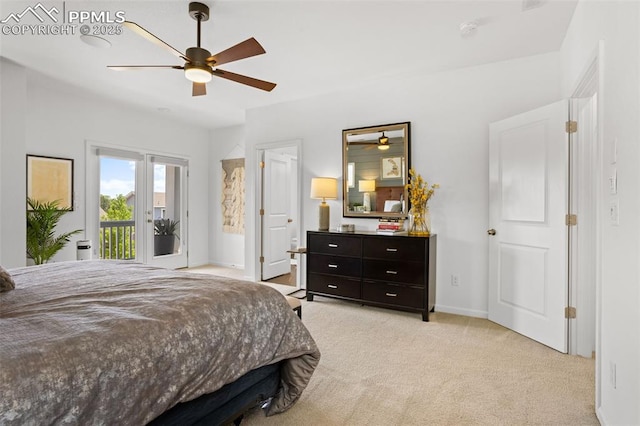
287 218 293 223
487 229 496 236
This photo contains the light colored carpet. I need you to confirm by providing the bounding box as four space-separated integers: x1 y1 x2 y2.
186 264 297 296
187 266 597 425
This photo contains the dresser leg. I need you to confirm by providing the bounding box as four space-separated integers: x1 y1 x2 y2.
307 293 314 302
422 311 429 322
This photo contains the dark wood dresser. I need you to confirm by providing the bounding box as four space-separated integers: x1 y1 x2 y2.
306 231 436 321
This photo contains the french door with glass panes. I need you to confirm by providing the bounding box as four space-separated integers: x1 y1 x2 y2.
93 146 188 269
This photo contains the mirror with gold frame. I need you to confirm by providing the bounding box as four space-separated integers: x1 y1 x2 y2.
342 122 410 219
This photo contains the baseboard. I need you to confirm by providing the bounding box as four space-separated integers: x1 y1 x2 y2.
596 406 610 425
186 261 211 269
435 304 488 319
209 261 245 270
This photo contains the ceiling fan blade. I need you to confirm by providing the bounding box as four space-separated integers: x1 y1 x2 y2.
349 141 378 145
212 69 276 92
123 21 189 62
206 38 266 67
192 82 207 97
107 65 184 71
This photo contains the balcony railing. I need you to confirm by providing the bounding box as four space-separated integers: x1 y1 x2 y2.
100 220 135 260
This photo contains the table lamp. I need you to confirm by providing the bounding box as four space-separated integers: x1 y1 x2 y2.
358 179 376 212
310 177 338 231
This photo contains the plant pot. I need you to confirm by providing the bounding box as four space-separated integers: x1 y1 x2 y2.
154 235 176 256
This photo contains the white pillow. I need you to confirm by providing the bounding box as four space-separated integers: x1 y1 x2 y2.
383 200 402 212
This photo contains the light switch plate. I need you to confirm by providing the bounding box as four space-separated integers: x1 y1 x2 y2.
609 170 617 195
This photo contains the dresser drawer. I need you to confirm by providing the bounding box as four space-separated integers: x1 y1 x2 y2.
362 282 424 309
308 233 362 256
362 259 425 285
363 236 426 261
308 254 361 277
308 274 361 299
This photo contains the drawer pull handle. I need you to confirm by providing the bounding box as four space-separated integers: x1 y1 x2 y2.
385 292 398 297
386 248 398 252
328 244 338 248
328 264 338 268
386 270 398 275
328 284 338 289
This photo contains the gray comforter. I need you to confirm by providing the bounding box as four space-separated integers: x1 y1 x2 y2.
0 261 320 425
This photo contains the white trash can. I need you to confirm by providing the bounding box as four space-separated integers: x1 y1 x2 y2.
77 240 92 261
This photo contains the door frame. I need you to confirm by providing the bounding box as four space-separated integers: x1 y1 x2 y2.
254 139 303 286
568 41 604 410
86 141 189 269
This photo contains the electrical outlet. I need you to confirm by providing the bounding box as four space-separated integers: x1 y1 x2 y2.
451 274 460 287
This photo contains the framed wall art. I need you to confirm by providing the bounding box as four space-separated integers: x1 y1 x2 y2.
27 155 74 210
381 156 403 180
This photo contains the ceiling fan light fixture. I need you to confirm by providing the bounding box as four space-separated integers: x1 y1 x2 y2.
185 65 212 83
378 132 390 149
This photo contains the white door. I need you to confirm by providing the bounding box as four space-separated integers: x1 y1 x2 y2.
488 100 569 353
145 155 188 269
261 150 291 280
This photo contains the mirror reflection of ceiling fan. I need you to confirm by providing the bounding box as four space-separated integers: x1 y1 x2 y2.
348 132 392 150
107 2 276 97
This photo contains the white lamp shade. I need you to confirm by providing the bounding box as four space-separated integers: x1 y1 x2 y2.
358 179 376 192
310 177 338 199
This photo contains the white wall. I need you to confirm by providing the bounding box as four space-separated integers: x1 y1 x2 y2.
560 1 640 424
209 125 246 269
243 52 561 317
0 60 211 268
0 59 27 268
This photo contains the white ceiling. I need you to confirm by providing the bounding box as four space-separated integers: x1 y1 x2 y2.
0 0 577 129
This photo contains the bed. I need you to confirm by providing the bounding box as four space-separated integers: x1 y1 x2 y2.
375 186 405 212
0 261 320 425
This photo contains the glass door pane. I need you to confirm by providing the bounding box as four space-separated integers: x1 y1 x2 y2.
146 155 188 268
99 157 137 260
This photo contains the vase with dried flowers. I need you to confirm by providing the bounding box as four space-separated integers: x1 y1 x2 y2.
405 168 439 236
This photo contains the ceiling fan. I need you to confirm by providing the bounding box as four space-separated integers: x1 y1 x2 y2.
108 2 276 97
348 132 391 150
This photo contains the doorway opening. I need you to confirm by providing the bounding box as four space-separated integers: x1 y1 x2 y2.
569 47 601 360
256 140 302 287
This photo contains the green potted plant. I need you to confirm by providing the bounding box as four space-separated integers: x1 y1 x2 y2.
26 198 82 265
154 218 179 256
